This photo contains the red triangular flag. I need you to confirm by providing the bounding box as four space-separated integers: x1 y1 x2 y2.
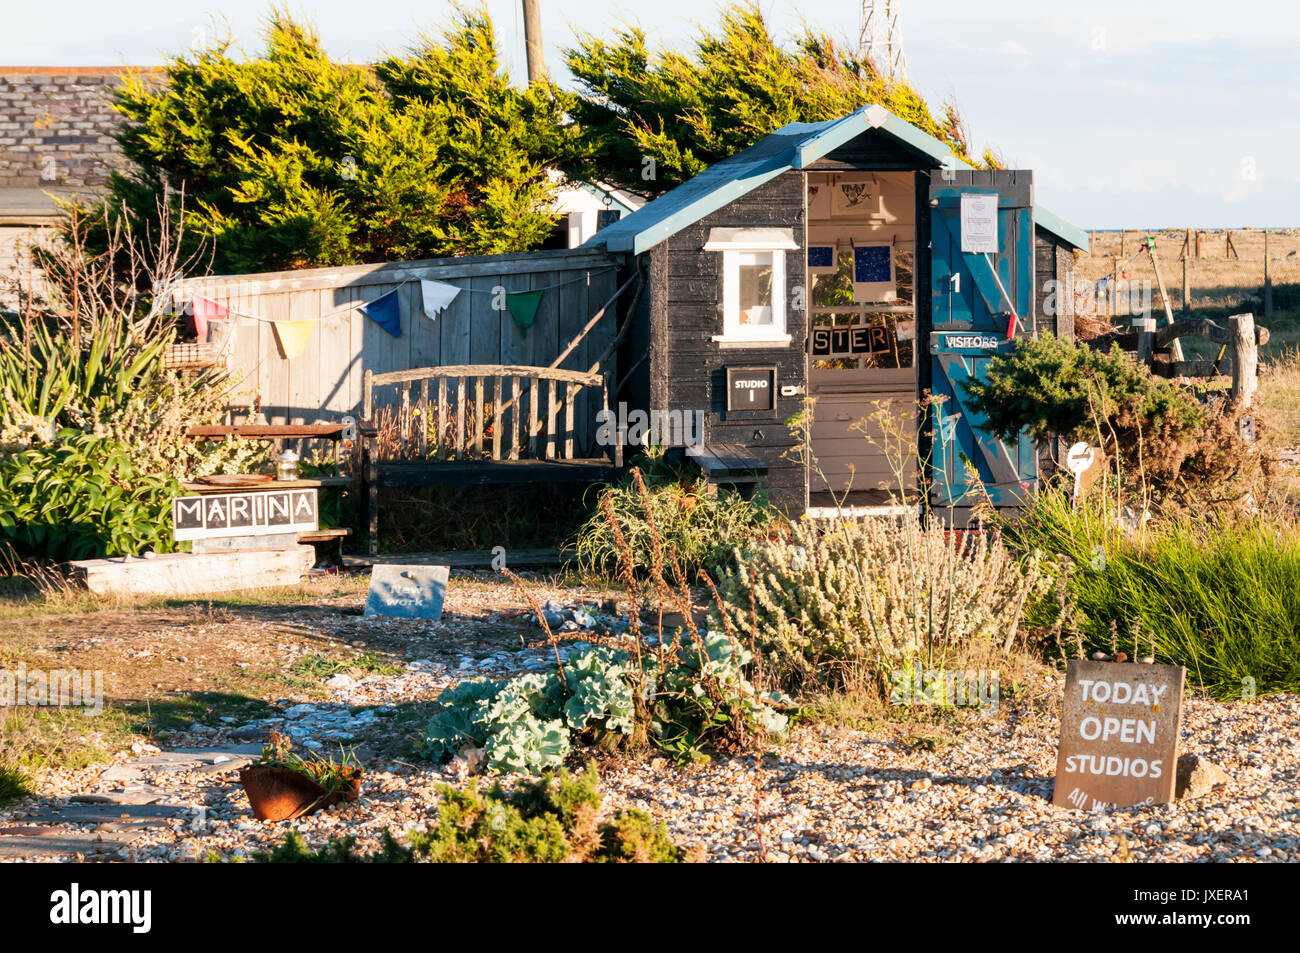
191 295 228 340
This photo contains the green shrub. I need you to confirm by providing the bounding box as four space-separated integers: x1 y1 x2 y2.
0 431 181 560
421 635 789 773
568 459 781 580
253 765 693 863
0 761 33 806
712 516 1050 696
1001 486 1300 698
963 334 1203 445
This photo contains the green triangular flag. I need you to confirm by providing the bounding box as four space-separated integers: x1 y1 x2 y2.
505 290 543 338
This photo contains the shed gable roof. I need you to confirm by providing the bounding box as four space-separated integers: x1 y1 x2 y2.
585 104 1087 255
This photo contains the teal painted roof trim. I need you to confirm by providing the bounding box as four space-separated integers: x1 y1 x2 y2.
585 104 1087 255
1033 205 1089 252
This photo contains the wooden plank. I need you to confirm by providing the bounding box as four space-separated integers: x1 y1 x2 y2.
509 376 520 460
173 248 619 296
529 377 541 458
492 376 503 460
370 459 620 487
185 424 347 438
545 378 557 460
258 292 290 423
343 547 565 570
440 275 472 370
556 267 589 449
70 547 316 598
564 381 576 458
437 377 448 460
472 376 485 457
316 285 352 417
418 378 429 458
371 364 603 387
455 377 466 457
400 381 412 446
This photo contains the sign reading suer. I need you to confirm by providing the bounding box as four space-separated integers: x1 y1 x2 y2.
172 489 318 541
1052 660 1184 810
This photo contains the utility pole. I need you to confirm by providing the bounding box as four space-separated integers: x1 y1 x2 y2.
860 0 907 81
521 0 545 85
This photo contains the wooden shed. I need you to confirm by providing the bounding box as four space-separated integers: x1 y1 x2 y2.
588 103 1088 520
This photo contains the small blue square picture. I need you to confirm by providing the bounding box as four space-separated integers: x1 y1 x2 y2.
854 245 892 283
807 245 835 269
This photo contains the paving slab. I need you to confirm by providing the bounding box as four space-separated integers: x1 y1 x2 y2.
20 803 194 826
0 829 143 859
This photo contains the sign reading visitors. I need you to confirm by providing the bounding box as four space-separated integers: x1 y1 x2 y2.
960 192 999 254
726 366 776 413
172 489 318 541
811 325 892 359
364 564 449 621
1052 660 1185 810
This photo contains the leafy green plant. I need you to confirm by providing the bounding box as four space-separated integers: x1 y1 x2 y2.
252 731 362 796
0 431 181 560
252 764 693 863
421 635 788 773
568 460 781 580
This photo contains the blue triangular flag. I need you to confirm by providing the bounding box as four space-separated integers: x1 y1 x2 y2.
360 289 402 338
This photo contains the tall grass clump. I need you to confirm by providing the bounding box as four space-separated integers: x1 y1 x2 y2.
1002 484 1300 698
568 453 781 580
712 515 1051 698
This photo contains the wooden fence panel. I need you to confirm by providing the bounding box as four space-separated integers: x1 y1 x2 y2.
173 248 626 427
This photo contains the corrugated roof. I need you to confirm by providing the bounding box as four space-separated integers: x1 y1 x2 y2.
585 104 1087 255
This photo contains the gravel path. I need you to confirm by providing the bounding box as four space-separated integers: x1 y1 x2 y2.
4 688 1296 863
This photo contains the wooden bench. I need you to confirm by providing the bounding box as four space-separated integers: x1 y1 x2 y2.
359 364 623 555
686 443 768 497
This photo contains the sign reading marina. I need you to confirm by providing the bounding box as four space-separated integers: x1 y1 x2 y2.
1052 659 1185 810
172 489 318 541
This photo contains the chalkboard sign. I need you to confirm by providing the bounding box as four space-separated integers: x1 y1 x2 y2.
811 325 891 358
173 489 318 542
726 366 777 413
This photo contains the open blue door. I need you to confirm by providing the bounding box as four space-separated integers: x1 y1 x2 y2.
928 171 1037 512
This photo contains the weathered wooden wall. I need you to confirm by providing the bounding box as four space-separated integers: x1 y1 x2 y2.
173 247 624 448
650 170 808 512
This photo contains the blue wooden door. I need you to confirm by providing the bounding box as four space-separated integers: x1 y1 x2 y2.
928 171 1037 510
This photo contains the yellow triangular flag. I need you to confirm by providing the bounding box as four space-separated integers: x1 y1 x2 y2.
273 320 315 360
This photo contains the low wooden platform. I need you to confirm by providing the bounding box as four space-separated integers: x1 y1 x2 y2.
686 443 769 484
368 459 619 488
343 547 565 570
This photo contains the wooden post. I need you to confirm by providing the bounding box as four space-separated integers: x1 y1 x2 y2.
521 0 545 84
1136 316 1155 367
1147 240 1184 361
1229 312 1257 410
1195 230 1203 258
1120 229 1126 258
1264 230 1274 318
1111 257 1119 318
1182 251 1190 314
1226 231 1238 259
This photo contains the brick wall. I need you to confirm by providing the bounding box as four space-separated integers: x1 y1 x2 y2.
0 67 157 191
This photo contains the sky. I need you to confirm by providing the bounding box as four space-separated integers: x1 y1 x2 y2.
4 0 1298 229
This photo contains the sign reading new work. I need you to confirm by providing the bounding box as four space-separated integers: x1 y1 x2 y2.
173 489 318 541
1052 660 1185 810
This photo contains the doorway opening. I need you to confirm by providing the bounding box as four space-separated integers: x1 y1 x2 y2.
805 170 919 513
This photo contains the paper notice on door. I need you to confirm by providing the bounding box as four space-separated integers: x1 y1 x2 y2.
960 193 999 254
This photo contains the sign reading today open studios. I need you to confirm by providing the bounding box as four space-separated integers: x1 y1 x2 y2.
1053 659 1185 810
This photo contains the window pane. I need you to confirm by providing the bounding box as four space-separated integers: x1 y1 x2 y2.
737 254 773 326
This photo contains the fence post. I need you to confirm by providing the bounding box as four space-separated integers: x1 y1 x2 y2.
1264 230 1274 318
1229 312 1257 410
1136 316 1155 366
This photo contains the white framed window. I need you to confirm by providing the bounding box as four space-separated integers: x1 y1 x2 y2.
704 228 796 347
